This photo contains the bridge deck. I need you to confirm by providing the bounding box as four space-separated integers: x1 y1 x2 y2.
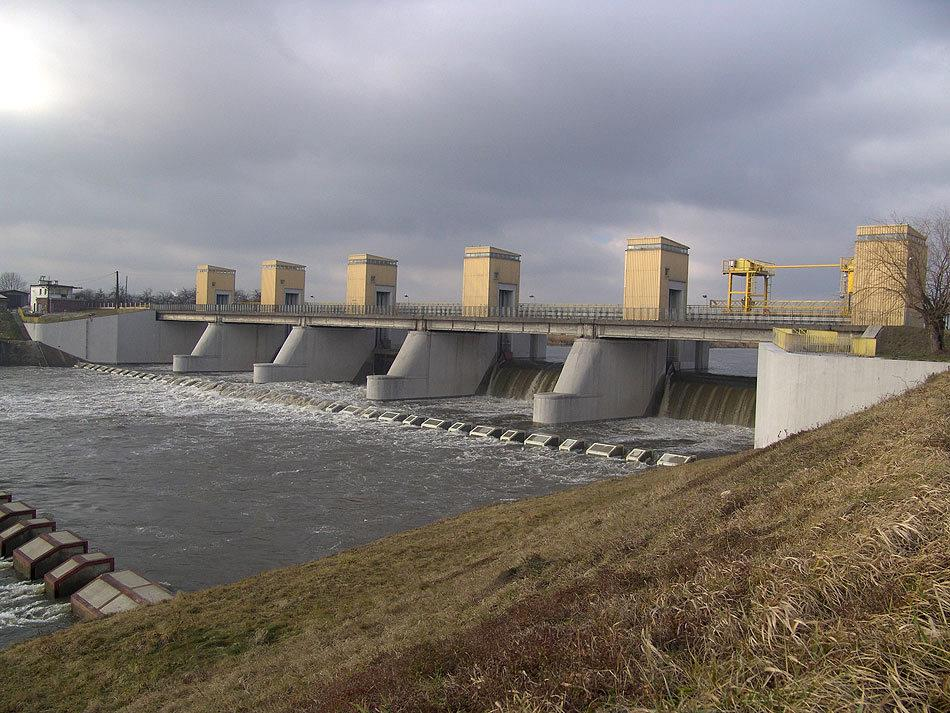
154 303 864 344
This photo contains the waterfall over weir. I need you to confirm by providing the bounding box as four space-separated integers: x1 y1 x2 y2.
659 372 756 427
486 360 563 401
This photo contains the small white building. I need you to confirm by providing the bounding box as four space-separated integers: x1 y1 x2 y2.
30 277 80 313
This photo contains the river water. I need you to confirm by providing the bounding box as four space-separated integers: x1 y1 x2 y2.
0 347 755 648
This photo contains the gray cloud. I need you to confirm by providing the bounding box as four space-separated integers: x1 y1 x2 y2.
1 0 948 302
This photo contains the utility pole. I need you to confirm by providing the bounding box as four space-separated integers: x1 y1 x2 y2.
115 271 120 305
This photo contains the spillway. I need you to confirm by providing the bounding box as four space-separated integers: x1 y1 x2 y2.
659 372 756 427
486 360 562 401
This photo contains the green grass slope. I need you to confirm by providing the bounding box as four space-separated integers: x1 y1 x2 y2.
0 308 27 341
2 373 949 712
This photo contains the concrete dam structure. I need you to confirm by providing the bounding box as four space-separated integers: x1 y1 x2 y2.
23 227 931 435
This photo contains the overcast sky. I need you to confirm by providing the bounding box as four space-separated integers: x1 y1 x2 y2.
1 1 948 302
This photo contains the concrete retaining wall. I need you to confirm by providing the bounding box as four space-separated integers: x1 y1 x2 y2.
366 331 498 400
173 323 288 373
533 338 667 424
25 310 204 364
754 343 950 448
253 326 376 383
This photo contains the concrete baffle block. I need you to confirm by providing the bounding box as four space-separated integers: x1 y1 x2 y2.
0 501 38 530
71 570 174 621
586 443 625 458
524 433 559 448
0 518 56 558
625 448 654 464
0 492 11 503
558 438 587 452
44 552 116 599
469 425 503 438
12 531 89 580
656 453 696 466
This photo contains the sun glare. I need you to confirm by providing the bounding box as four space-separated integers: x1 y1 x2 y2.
0 24 57 113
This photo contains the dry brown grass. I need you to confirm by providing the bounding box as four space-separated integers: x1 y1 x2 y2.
1 373 949 712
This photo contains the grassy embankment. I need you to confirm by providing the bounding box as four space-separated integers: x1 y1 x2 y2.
877 326 950 362
2 374 949 712
0 308 27 340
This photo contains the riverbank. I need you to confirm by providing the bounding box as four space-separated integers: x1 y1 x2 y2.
0 310 77 366
1 371 947 712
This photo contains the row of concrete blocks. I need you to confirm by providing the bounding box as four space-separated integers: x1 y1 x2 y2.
74 363 699 467
0 492 173 621
308 403 697 467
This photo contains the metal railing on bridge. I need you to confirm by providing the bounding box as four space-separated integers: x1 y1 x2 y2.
707 299 850 319
152 301 859 325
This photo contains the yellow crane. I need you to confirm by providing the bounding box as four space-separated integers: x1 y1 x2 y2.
720 257 854 315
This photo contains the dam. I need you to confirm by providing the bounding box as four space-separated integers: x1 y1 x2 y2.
22 237 867 427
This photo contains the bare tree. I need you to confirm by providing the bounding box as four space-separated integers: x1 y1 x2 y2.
0 272 26 291
866 209 950 353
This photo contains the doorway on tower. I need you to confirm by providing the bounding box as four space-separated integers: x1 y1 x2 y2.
498 284 516 316
668 282 685 320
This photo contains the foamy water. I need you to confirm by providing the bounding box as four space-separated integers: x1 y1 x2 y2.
0 362 753 648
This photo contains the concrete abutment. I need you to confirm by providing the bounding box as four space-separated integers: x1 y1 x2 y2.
754 343 950 447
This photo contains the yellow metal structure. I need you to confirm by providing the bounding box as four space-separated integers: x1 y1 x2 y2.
772 328 876 357
722 257 855 314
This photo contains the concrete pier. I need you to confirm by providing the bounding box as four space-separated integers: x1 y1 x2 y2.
173 322 288 372
508 334 547 360
690 340 710 371
366 331 498 400
253 326 376 383
533 338 666 424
